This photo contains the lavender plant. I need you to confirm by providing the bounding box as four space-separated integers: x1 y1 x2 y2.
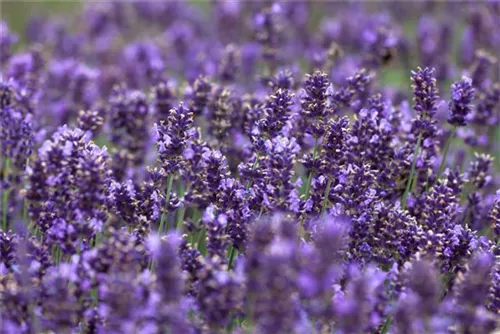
1 2 500 333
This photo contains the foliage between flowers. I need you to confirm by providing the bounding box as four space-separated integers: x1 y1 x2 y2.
1 2 500 333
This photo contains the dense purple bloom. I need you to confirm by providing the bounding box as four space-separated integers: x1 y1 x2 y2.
299 216 349 321
179 237 203 296
218 44 241 82
491 191 500 238
413 184 461 233
151 80 177 122
197 256 244 329
473 83 499 127
0 230 18 271
330 68 374 111
453 252 498 333
155 103 195 175
0 80 34 170
488 264 500 315
393 259 451 334
299 71 331 138
267 68 297 90
467 153 494 190
439 167 467 196
27 126 111 248
253 3 284 64
470 50 497 90
259 135 301 213
40 262 81 331
186 75 213 116
333 264 388 333
216 177 249 250
98 269 159 333
205 210 230 259
410 67 439 135
207 87 234 150
122 40 164 88
149 234 192 332
257 88 294 138
2 3 500 333
77 109 103 134
448 76 475 127
319 116 349 175
346 94 397 187
251 235 300 333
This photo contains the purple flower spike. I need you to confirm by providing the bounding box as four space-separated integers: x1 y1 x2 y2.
410 67 440 135
448 76 475 127
155 103 195 176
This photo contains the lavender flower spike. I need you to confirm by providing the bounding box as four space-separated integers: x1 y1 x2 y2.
448 76 475 127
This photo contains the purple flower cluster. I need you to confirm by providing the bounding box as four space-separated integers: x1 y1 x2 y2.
1 2 500 333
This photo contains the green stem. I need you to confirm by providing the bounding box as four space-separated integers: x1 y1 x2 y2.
95 231 103 246
412 170 420 192
158 174 174 235
401 134 422 209
55 246 62 265
176 207 186 231
2 189 9 232
91 286 98 307
2 158 11 231
22 199 28 224
321 177 332 215
304 138 319 200
77 237 82 255
196 227 207 255
436 126 457 181
33 226 40 239
300 138 319 239
245 155 260 191
380 316 392 334
176 182 189 231
228 246 237 270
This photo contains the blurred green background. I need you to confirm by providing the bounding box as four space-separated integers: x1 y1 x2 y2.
1 1 81 35
0 0 212 35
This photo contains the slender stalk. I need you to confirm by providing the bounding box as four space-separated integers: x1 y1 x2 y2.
2 158 11 231
188 209 202 244
321 177 332 215
299 138 319 239
401 134 422 209
176 207 186 231
195 227 205 248
77 237 82 255
158 174 174 235
2 189 9 232
95 231 103 246
23 157 30 228
412 170 422 193
22 199 28 224
33 226 40 238
380 316 392 334
245 155 259 191
91 286 98 307
258 207 264 219
176 181 189 231
436 126 457 181
196 227 207 255
303 138 319 200
55 246 62 265
227 245 237 270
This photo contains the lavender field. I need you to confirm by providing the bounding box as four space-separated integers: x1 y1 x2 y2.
1 1 500 333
